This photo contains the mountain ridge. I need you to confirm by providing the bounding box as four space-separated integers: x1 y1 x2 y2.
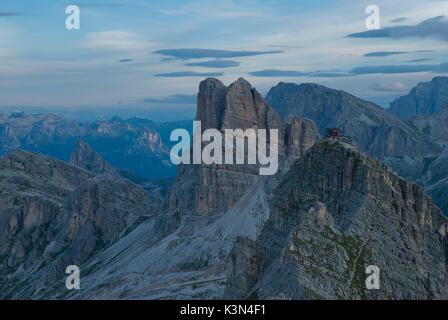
265 81 442 181
389 76 448 118
1 77 448 300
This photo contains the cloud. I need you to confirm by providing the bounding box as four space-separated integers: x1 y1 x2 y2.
408 58 432 63
153 48 282 60
0 12 21 17
143 94 196 104
350 64 436 74
307 72 351 78
372 81 408 92
249 61 448 78
248 69 307 77
158 2 264 18
248 69 350 78
74 3 124 7
185 59 240 68
364 51 408 57
390 17 407 23
364 50 434 57
83 31 151 53
119 59 134 63
347 16 448 42
154 71 224 77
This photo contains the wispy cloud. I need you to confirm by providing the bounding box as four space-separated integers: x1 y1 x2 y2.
408 58 432 63
364 50 434 57
119 59 134 63
307 72 351 78
249 62 448 78
350 63 444 75
364 51 408 57
248 69 307 77
153 48 282 60
143 94 196 104
74 3 124 7
185 59 240 68
390 17 407 23
248 69 351 78
372 81 408 92
0 12 21 17
154 71 224 77
83 31 151 53
158 1 264 18
348 16 448 42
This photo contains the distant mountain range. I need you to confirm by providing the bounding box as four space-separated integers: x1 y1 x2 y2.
266 81 442 178
0 76 447 300
0 113 192 179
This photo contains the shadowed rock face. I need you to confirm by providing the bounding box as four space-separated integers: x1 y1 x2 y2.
265 82 442 179
0 149 94 272
0 149 150 297
164 78 319 216
407 104 448 142
389 76 448 118
403 105 448 216
70 140 120 177
225 140 448 300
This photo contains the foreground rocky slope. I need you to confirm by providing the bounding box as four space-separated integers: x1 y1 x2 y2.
225 139 448 299
0 149 150 298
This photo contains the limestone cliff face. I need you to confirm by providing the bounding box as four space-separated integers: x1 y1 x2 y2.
70 140 119 177
225 140 448 299
198 78 284 136
164 78 319 216
0 149 93 272
389 76 448 118
265 82 442 179
404 105 448 216
0 149 150 297
407 105 448 141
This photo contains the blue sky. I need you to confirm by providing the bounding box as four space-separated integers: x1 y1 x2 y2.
0 0 447 120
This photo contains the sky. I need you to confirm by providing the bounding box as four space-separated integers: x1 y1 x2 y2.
0 0 447 121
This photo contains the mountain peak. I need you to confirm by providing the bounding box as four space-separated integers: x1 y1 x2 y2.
199 77 225 91
70 140 119 177
230 77 252 89
389 76 448 118
166 77 319 215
